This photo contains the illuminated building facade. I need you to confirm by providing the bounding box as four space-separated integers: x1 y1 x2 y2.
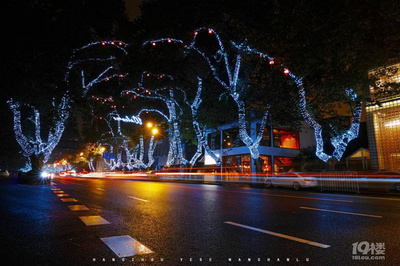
366 62 400 171
206 121 315 173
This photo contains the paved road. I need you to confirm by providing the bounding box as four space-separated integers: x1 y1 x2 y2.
1 177 399 265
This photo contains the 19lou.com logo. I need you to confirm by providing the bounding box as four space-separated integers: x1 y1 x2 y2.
352 241 385 261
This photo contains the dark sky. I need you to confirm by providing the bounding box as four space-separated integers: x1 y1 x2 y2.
124 0 143 20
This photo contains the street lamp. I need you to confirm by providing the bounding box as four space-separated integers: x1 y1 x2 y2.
151 128 158 135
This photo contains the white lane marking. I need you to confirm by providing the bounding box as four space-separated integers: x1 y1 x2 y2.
79 215 110 226
225 221 330 249
224 190 353 203
68 205 90 211
61 198 78 202
101 235 153 258
299 207 383 218
97 188 105 191
56 194 70 197
128 196 149 202
349 195 400 202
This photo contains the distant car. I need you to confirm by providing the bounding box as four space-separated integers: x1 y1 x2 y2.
40 171 55 180
58 170 77 177
264 172 318 190
359 171 400 193
0 169 10 177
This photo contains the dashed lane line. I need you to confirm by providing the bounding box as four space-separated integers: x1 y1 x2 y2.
101 235 153 258
68 205 90 211
225 221 330 249
299 207 383 218
56 194 70 197
61 198 78 202
79 215 110 226
128 196 149 202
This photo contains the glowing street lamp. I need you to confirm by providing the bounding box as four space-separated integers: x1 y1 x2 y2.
151 128 158 135
147 122 153 128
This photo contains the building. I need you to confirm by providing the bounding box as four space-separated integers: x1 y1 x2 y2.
205 121 315 173
366 62 400 171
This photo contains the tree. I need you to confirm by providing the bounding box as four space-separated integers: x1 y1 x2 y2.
122 72 188 167
135 0 400 167
8 94 70 175
145 28 294 172
75 143 105 171
1 0 131 171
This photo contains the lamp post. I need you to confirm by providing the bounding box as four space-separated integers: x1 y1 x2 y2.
145 122 158 171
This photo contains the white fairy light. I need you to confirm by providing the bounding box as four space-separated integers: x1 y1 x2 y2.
144 28 362 163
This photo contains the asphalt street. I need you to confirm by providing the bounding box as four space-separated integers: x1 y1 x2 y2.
1 176 399 265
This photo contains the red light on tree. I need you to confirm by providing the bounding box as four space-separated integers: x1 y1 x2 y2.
269 60 275 65
284 68 290 75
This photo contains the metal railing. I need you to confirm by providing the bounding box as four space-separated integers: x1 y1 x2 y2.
319 171 359 193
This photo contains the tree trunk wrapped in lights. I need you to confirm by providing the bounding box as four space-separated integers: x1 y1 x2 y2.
145 28 363 168
229 43 363 164
122 72 188 167
8 94 70 174
180 77 222 167
145 28 270 172
101 111 158 170
295 77 362 163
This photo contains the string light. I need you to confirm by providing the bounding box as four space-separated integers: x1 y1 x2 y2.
144 27 362 163
179 77 222 166
121 71 188 166
8 94 70 172
145 28 270 162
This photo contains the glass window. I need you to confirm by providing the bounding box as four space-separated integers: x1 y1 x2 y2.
223 154 251 173
222 128 245 148
273 127 299 149
260 155 272 173
274 156 295 172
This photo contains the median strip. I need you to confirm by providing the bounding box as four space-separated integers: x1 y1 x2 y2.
225 221 330 249
299 207 383 218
